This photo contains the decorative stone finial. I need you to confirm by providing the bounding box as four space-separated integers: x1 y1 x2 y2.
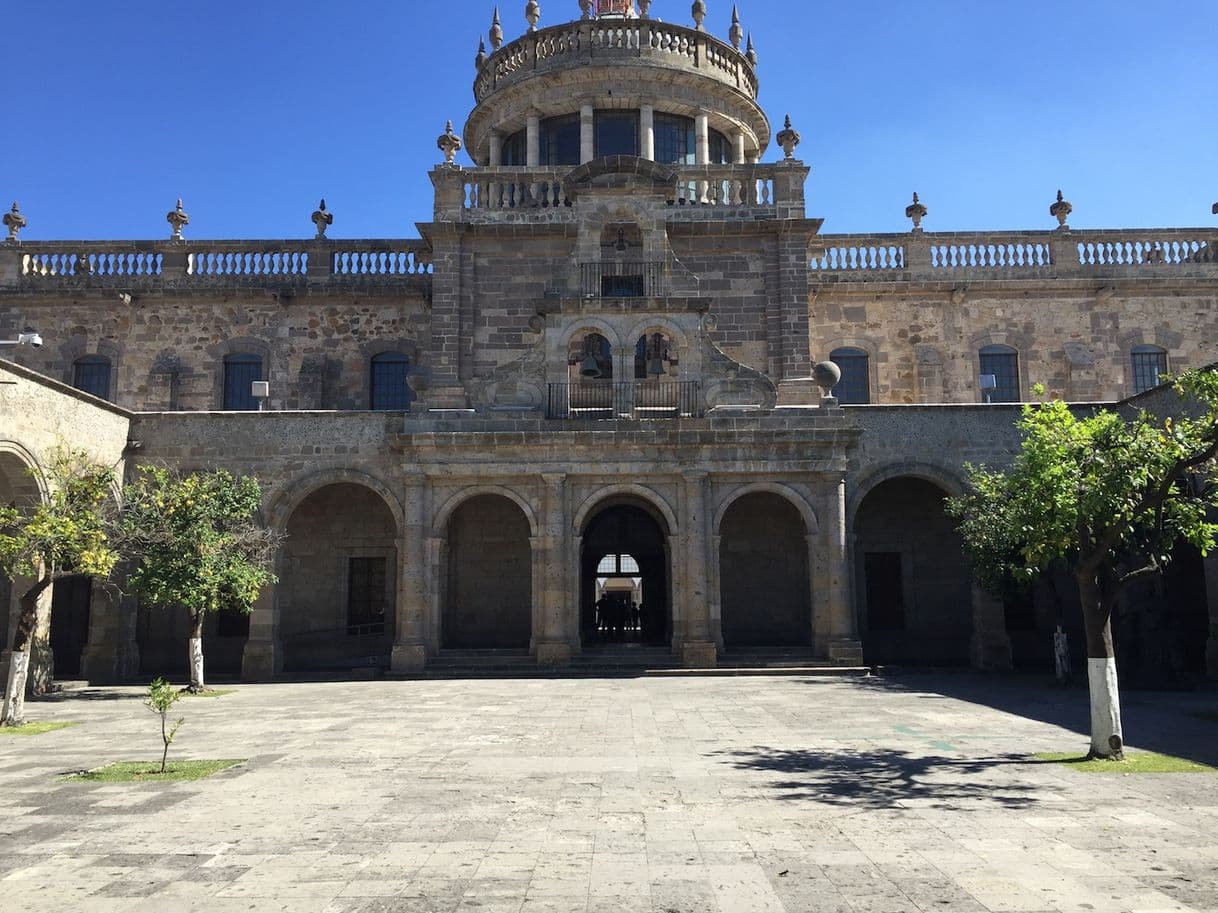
438 120 463 166
776 114 801 160
579 0 593 18
729 5 743 50
489 6 503 50
525 0 540 31
3 202 26 243
1050 189 1072 230
476 36 487 67
692 0 707 30
311 199 333 240
814 361 842 407
639 0 652 18
905 192 928 232
745 33 757 66
166 199 190 241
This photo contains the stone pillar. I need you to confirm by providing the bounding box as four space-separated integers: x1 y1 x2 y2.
391 476 429 674
81 580 140 684
426 536 446 653
694 113 710 164
1205 553 1218 679
535 474 572 668
639 104 655 161
241 576 280 680
680 472 717 667
731 129 746 164
969 584 1013 671
526 113 541 167
823 475 862 664
488 131 503 167
0 245 21 287
580 104 595 164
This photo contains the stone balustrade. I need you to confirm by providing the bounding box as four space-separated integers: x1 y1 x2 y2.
1 239 432 290
474 18 758 104
810 229 1217 281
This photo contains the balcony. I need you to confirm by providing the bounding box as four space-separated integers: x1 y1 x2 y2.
546 381 701 420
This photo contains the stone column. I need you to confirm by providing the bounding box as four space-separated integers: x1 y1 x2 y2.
241 574 280 680
391 476 429 673
731 129 746 164
526 113 541 167
426 536 446 653
639 104 655 161
823 475 862 664
969 584 1013 671
580 104 595 164
694 113 710 164
488 131 503 167
1205 552 1218 679
680 472 717 667
709 534 724 650
536 474 572 668
81 579 140 684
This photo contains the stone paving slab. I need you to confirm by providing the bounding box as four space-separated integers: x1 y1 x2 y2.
0 673 1216 912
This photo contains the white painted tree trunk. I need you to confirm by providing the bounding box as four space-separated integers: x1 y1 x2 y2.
2 652 29 726
189 637 205 692
1087 656 1123 758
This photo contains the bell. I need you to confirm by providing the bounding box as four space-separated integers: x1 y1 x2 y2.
647 357 666 376
580 354 602 378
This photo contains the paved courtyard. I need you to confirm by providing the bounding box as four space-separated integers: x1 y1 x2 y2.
1 672 1216 913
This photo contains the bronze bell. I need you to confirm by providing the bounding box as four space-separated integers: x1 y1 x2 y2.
647 356 666 376
580 354 602 378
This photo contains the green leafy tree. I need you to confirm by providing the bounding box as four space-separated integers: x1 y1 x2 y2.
0 448 118 726
121 467 278 693
145 677 185 773
948 371 1218 758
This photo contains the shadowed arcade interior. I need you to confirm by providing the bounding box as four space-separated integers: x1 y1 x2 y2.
581 501 670 647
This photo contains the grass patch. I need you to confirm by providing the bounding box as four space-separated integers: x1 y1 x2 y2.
1037 751 1217 773
182 688 236 699
0 721 79 737
63 759 244 783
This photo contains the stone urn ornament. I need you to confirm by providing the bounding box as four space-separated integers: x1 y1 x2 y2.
1050 190 1072 230
745 33 757 66
814 360 842 406
3 201 26 243
776 114 801 160
437 120 463 166
580 0 593 19
167 199 190 241
489 6 504 50
311 199 334 240
476 37 487 67
906 192 928 232
692 0 707 31
639 0 652 18
525 0 540 31
1212 201 1217 216
729 5 743 49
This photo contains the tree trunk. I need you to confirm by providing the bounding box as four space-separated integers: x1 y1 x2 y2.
188 613 206 693
2 578 54 726
1077 567 1125 759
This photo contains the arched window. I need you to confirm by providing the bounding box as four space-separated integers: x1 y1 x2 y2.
369 352 415 411
222 353 263 411
979 344 1020 403
829 347 870 404
72 355 112 401
1131 345 1168 394
571 333 613 381
501 130 527 166
634 333 677 379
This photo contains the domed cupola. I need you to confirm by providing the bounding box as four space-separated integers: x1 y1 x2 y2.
463 1 769 168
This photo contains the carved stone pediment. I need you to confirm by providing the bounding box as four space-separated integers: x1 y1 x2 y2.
563 157 679 199
470 341 547 412
701 335 777 411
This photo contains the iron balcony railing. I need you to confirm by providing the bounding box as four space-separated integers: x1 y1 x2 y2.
547 381 701 420
579 259 669 298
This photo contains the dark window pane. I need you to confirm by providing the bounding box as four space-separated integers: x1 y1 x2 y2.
979 346 1019 403
830 348 870 405
73 356 111 400
223 354 263 411
370 352 415 411
707 128 731 164
502 130 527 166
595 110 638 157
865 552 905 631
654 114 693 164
542 115 580 165
1131 346 1167 394
348 557 387 634
601 274 644 298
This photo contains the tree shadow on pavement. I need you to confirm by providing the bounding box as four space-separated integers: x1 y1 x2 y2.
713 746 1051 809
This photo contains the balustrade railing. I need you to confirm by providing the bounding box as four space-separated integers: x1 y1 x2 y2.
547 381 701 420
578 260 669 298
474 18 758 103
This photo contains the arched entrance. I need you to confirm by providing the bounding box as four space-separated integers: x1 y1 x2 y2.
49 576 92 677
444 495 532 649
719 493 810 649
854 477 971 665
279 482 398 672
580 501 670 647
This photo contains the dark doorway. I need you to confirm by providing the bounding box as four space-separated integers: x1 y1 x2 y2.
50 575 92 677
581 503 670 647
445 495 533 649
719 493 811 648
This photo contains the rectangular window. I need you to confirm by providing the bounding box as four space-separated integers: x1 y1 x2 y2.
223 356 263 411
864 552 905 631
73 358 112 401
601 274 644 297
830 350 870 405
1131 348 1167 394
595 110 638 158
347 557 387 635
542 115 580 165
654 114 694 164
979 349 1020 403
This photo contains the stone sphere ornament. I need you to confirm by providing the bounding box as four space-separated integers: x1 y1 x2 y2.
814 360 842 403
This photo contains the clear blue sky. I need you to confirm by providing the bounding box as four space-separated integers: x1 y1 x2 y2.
5 0 1216 239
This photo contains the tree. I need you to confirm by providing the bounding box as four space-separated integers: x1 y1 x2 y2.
145 677 185 773
120 467 278 692
947 371 1218 758
0 448 119 726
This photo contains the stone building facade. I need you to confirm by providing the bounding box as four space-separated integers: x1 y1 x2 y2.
1 0 1216 683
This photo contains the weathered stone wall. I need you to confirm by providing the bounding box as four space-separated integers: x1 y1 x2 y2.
445 495 533 649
